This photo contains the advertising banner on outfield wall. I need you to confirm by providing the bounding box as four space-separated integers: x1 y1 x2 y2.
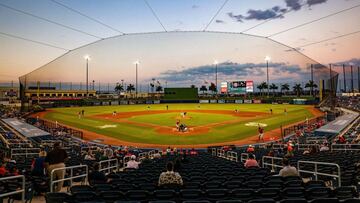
235 100 243 104
225 100 235 103
210 100 217 103
153 100 161 104
243 99 252 104
253 100 261 104
199 100 209 103
218 100 225 103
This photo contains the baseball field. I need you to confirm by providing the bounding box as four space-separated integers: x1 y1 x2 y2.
38 104 322 148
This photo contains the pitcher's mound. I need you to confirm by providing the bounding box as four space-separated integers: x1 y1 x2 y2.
174 116 192 120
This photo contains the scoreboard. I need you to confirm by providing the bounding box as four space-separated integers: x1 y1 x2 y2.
221 81 253 94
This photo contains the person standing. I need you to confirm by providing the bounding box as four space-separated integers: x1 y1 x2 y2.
258 126 264 141
45 142 68 192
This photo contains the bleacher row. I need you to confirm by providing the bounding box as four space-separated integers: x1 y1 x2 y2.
0 104 359 202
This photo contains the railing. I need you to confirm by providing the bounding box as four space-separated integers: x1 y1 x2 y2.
81 146 98 153
272 144 286 149
123 155 132 167
306 137 328 144
217 149 225 158
297 160 341 187
99 159 118 174
50 165 88 192
226 151 238 162
262 156 284 171
0 175 25 202
331 144 360 151
148 149 160 158
240 153 256 163
211 148 217 156
297 144 319 151
11 148 40 158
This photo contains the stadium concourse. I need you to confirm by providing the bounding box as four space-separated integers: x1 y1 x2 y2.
0 97 358 203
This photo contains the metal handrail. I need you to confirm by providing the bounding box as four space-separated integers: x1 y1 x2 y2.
331 144 360 151
11 148 40 158
99 159 118 174
50 165 88 192
211 148 217 156
0 175 25 202
297 144 319 151
272 144 286 149
226 151 238 162
240 153 256 163
297 160 341 187
262 156 284 171
217 149 225 158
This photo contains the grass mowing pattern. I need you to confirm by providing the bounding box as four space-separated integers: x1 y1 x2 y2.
44 104 314 145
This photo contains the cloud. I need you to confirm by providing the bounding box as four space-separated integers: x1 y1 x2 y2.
158 61 304 85
227 12 244 22
336 58 360 66
192 5 199 9
285 0 302 11
215 19 225 24
228 0 329 22
307 0 328 6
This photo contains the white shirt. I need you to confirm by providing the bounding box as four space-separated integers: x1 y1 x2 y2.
126 160 140 169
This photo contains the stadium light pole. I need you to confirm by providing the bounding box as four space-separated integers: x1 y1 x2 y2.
134 61 140 98
265 56 271 97
214 60 218 95
343 64 346 93
84 55 91 97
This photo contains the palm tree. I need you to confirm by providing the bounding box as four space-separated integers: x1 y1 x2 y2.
281 83 290 95
190 84 196 88
200 85 207 94
114 83 124 94
269 83 278 96
305 80 318 96
156 85 163 92
208 83 217 94
257 82 268 96
293 83 303 97
127 84 135 94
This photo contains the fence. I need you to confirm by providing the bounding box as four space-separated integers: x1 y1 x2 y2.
262 156 284 171
297 160 341 187
99 159 119 174
240 153 249 163
306 137 328 144
0 175 25 202
297 144 319 151
217 149 225 158
283 116 325 137
11 148 40 158
331 144 360 151
50 165 88 192
37 118 83 139
226 151 238 162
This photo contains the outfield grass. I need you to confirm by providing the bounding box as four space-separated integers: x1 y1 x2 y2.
44 104 315 145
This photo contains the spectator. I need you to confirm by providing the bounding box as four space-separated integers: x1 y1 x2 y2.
158 162 183 187
279 158 299 177
45 142 68 192
31 150 47 176
0 162 8 177
244 154 259 168
126 155 140 169
320 144 330 152
88 163 107 185
84 151 96 160
104 145 114 159
246 145 255 153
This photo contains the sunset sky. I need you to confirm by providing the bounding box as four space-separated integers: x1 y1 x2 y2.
0 0 359 89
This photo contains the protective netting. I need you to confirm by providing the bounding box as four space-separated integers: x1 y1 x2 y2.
18 31 337 94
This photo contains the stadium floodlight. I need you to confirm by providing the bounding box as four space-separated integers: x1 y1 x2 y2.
84 55 91 97
214 60 218 95
265 56 271 97
134 60 140 98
